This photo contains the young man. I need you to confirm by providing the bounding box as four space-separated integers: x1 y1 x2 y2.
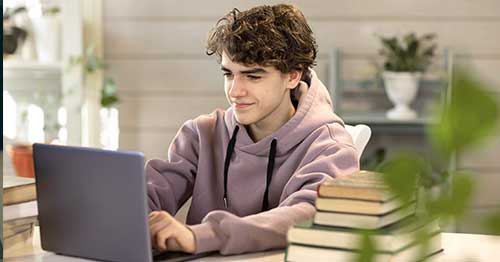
147 4 359 255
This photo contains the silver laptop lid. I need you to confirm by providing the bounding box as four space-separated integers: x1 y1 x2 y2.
33 143 153 262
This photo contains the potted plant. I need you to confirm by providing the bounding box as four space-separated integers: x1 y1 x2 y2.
378 33 437 120
3 6 28 58
70 45 120 149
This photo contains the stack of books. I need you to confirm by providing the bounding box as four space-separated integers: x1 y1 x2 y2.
286 171 443 261
3 175 38 252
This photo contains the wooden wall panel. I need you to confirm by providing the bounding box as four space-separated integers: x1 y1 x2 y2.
456 57 500 90
104 20 500 57
120 131 177 159
104 0 500 19
118 96 228 129
467 171 500 207
456 207 500 234
459 136 500 170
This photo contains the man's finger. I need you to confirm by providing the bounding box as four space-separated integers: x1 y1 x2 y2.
156 226 175 251
148 212 172 225
148 212 161 223
149 217 173 233
166 237 182 252
150 220 170 247
150 217 172 233
148 211 159 219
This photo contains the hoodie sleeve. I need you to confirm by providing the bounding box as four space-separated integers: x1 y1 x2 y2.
188 142 360 255
146 120 198 215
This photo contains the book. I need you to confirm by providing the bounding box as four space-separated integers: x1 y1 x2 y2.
286 232 442 262
3 226 34 252
288 216 440 252
314 202 416 229
315 195 410 215
3 200 38 222
3 175 37 205
318 171 395 201
3 215 38 229
3 216 38 239
3 222 34 239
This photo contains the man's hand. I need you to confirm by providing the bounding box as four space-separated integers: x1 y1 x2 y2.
148 211 196 253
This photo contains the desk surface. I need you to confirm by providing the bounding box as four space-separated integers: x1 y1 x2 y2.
4 227 500 262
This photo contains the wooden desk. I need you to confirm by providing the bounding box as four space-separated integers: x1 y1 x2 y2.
4 227 500 261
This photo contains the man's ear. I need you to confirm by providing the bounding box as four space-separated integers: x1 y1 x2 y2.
286 70 303 90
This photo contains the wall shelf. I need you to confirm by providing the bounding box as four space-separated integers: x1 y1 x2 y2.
329 48 452 131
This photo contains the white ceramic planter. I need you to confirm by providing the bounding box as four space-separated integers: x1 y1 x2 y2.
32 16 61 63
382 71 421 120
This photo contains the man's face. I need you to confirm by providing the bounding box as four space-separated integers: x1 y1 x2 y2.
221 52 296 127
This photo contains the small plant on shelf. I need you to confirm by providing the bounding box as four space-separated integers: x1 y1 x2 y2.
377 32 438 120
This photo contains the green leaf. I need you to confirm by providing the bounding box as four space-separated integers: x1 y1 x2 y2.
449 173 474 216
361 148 386 170
380 36 399 53
378 33 437 72
376 152 429 202
81 44 105 73
428 67 499 159
101 96 118 108
414 228 436 261
69 55 83 66
481 211 500 235
420 44 437 58
427 172 474 218
87 56 104 73
355 231 376 262
419 33 437 41
42 6 60 16
404 33 418 59
101 77 119 108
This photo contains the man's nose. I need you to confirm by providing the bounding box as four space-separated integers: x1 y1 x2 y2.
229 77 247 97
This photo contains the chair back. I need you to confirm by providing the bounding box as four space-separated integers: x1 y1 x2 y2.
345 124 371 157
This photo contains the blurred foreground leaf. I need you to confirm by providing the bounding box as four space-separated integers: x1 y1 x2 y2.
428 172 474 219
482 211 500 235
355 231 376 262
428 67 499 160
376 152 431 202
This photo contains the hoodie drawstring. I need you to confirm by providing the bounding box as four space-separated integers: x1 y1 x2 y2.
222 126 278 212
261 138 277 212
223 126 239 208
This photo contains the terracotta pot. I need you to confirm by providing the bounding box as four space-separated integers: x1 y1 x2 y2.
6 144 35 178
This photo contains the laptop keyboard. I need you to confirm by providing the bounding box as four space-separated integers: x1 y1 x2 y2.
153 250 214 261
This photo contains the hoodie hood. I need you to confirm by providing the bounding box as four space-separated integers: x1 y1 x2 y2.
224 70 344 156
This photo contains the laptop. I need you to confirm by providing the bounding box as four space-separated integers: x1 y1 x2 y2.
33 143 211 262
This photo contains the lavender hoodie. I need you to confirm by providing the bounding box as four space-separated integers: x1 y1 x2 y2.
146 71 359 254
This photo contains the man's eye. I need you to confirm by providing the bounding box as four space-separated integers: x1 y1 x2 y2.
223 73 233 78
247 75 261 80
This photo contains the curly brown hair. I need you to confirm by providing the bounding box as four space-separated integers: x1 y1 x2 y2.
206 4 318 74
